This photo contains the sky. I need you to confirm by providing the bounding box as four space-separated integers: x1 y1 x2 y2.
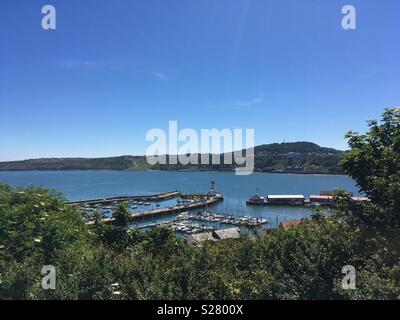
0 0 399 161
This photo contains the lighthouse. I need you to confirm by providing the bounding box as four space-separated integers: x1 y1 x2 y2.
209 180 216 197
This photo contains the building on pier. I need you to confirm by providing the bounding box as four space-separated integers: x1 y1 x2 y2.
309 195 336 205
351 196 369 203
266 195 305 205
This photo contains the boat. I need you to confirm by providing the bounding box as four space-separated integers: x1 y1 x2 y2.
257 218 268 224
246 189 266 205
307 202 322 208
202 226 215 231
239 216 252 222
177 212 190 220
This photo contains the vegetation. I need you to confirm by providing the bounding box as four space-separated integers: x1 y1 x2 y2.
0 110 399 300
0 142 344 174
0 156 150 171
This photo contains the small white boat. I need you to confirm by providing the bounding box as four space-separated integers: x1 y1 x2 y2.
203 226 214 231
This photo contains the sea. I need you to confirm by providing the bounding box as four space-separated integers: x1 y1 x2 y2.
0 170 360 229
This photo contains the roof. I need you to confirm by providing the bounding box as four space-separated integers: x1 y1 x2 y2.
267 195 305 199
320 191 353 196
280 220 302 231
309 195 334 200
351 197 369 202
212 227 240 240
187 232 215 243
186 227 241 244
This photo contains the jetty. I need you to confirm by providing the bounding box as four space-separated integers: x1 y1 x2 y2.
86 193 224 225
66 190 181 206
246 191 369 207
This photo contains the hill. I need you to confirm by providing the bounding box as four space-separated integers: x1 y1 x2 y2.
0 142 344 174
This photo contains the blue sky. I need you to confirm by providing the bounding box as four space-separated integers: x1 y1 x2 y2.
0 0 399 161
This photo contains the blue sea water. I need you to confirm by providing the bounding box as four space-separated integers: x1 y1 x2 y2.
0 170 360 228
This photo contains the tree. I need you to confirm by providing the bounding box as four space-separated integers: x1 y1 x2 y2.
102 202 132 251
340 108 400 230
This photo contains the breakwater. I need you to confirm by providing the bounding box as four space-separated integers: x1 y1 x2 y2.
67 190 181 206
86 193 224 225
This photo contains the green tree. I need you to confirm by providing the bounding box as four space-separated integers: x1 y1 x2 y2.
340 108 400 230
102 202 133 251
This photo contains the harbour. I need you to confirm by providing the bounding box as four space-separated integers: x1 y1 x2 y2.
151 211 268 234
85 191 224 225
0 170 362 229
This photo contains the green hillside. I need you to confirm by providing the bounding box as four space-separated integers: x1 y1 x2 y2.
0 142 344 174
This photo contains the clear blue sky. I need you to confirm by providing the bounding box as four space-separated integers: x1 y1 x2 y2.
1 0 399 161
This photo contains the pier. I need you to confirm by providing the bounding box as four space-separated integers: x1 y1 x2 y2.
86 193 224 225
67 190 181 206
246 191 369 207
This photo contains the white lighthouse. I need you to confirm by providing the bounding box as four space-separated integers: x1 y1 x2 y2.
209 180 216 197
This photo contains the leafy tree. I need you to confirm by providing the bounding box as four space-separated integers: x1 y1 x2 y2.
102 202 132 252
340 108 400 230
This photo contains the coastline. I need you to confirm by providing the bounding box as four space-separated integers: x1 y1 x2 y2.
0 168 348 177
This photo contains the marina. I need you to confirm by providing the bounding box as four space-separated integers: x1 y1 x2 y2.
0 170 362 229
162 211 268 233
84 181 225 225
131 210 268 240
85 193 224 225
188 211 268 227
61 180 363 232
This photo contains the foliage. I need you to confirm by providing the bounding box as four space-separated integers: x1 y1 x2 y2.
0 184 398 299
340 108 400 230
